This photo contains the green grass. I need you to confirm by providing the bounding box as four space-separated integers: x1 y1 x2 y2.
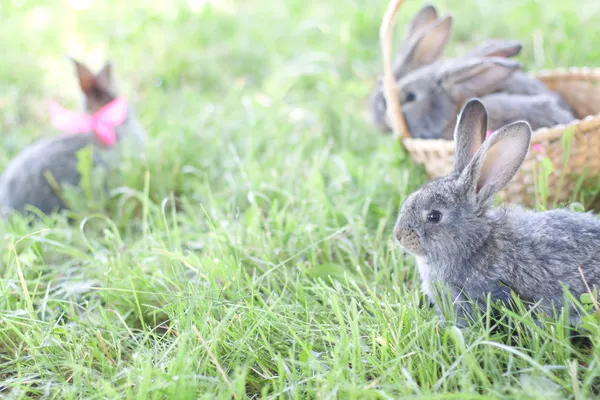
2 0 600 398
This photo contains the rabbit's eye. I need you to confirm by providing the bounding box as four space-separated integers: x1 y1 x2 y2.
426 210 442 223
405 92 416 102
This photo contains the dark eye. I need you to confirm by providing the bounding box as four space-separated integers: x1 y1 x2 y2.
405 91 416 102
426 210 442 223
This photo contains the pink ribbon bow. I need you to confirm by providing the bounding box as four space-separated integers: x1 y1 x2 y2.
48 96 128 147
486 130 541 152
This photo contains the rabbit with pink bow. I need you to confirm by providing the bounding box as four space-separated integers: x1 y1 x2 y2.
0 57 147 217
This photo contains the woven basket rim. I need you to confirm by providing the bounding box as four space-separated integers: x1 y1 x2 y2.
402 67 600 147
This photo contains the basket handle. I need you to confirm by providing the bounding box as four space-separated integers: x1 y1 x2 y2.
379 0 411 139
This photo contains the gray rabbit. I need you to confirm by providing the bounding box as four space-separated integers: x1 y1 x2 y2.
370 4 452 132
394 98 600 327
369 4 574 136
0 58 147 217
393 56 575 139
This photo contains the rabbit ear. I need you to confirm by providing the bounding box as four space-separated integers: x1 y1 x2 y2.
440 57 519 101
466 40 523 58
69 57 96 94
406 4 438 38
96 62 113 90
460 121 532 204
452 99 488 175
393 15 453 78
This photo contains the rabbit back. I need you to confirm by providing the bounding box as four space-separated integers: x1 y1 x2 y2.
451 207 600 322
0 133 107 215
482 92 575 131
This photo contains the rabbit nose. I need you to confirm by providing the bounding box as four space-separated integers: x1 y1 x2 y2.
394 226 412 241
394 226 425 256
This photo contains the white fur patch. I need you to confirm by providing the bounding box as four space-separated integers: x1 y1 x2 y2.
415 256 433 300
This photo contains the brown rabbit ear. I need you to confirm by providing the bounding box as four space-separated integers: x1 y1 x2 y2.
69 57 96 94
452 99 488 175
405 4 438 38
393 15 453 78
466 39 523 59
440 57 519 101
96 62 114 91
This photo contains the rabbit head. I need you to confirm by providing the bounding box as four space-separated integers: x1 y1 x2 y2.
370 5 453 132
70 57 147 148
396 57 519 139
71 58 117 113
394 99 531 261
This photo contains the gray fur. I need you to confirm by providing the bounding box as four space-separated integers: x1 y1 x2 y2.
501 70 572 113
370 5 453 132
394 57 575 139
0 58 147 216
482 93 576 131
467 41 569 109
369 8 574 134
394 99 600 327
466 39 522 59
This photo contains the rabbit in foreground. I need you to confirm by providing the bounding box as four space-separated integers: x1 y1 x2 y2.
369 4 574 135
394 98 600 327
0 58 147 216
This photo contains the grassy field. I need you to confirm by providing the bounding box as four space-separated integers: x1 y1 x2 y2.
2 0 600 398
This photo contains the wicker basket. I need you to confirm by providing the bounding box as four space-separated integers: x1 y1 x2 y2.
403 69 600 206
380 1 600 207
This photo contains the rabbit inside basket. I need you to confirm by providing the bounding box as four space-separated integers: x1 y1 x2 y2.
369 4 577 140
